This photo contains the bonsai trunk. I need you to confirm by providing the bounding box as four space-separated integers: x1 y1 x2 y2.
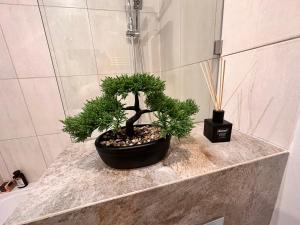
125 93 151 137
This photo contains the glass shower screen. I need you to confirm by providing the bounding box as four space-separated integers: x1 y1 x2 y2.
37 0 224 123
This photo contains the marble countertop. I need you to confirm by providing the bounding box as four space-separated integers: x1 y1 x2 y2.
6 123 285 225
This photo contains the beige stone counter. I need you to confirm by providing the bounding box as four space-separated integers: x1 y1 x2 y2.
6 123 288 225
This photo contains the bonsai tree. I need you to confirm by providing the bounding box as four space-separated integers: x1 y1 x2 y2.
62 73 199 143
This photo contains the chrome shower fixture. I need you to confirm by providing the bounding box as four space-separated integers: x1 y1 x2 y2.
133 0 143 10
126 0 143 38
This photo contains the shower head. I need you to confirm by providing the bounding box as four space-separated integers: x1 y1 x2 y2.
133 0 142 10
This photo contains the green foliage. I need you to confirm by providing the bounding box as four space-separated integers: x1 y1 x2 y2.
152 98 199 138
62 73 199 142
62 96 126 142
101 73 165 98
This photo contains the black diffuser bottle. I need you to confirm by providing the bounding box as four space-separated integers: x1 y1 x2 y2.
201 57 232 143
204 110 232 143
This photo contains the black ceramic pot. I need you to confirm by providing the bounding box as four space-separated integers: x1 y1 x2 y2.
95 125 171 169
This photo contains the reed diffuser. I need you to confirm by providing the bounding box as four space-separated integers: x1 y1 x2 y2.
200 58 232 143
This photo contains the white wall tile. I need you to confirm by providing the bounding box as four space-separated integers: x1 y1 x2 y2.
140 13 160 73
89 9 131 75
0 27 16 79
223 38 300 149
180 0 217 65
161 63 212 121
0 152 10 181
0 0 37 5
159 0 180 71
0 137 47 182
45 7 97 76
180 63 212 121
87 0 124 10
142 0 159 13
19 78 65 135
0 5 54 78
38 133 71 166
222 0 300 55
87 0 158 12
40 0 86 8
161 68 181 100
60 75 100 115
0 79 35 140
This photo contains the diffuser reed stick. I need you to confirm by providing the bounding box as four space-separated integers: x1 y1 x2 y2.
202 58 232 143
200 58 226 111
200 62 218 110
219 59 226 109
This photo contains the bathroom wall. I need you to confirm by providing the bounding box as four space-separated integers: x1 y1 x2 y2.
0 0 160 183
38 0 160 117
0 1 70 183
221 0 300 224
0 0 223 183
158 0 223 121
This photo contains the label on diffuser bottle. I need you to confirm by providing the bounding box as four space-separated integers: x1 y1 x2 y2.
217 128 229 138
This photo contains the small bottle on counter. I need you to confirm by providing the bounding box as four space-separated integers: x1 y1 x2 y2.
0 182 8 192
13 170 28 188
4 180 17 192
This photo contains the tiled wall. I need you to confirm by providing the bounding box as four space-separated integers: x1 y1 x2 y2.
221 0 300 224
158 0 223 121
0 2 70 183
0 0 159 182
38 0 160 116
0 0 222 183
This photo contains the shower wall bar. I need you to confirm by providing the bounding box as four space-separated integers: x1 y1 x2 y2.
125 0 144 73
126 0 143 38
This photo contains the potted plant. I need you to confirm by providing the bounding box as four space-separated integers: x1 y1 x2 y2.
62 73 199 169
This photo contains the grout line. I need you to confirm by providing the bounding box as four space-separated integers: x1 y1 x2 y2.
87 8 157 15
37 132 63 137
0 132 63 143
212 0 221 92
223 34 300 57
0 76 55 80
86 1 100 75
0 2 158 14
39 2 70 116
38 0 71 116
212 0 218 45
37 1 67 118
157 0 162 76
179 0 181 68
0 74 128 81
0 151 11 180
160 56 219 73
0 25 18 78
219 0 224 45
0 3 38 7
16 79 48 169
38 3 86 10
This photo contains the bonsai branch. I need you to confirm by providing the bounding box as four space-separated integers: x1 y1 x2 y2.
123 106 135 111
125 93 153 137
